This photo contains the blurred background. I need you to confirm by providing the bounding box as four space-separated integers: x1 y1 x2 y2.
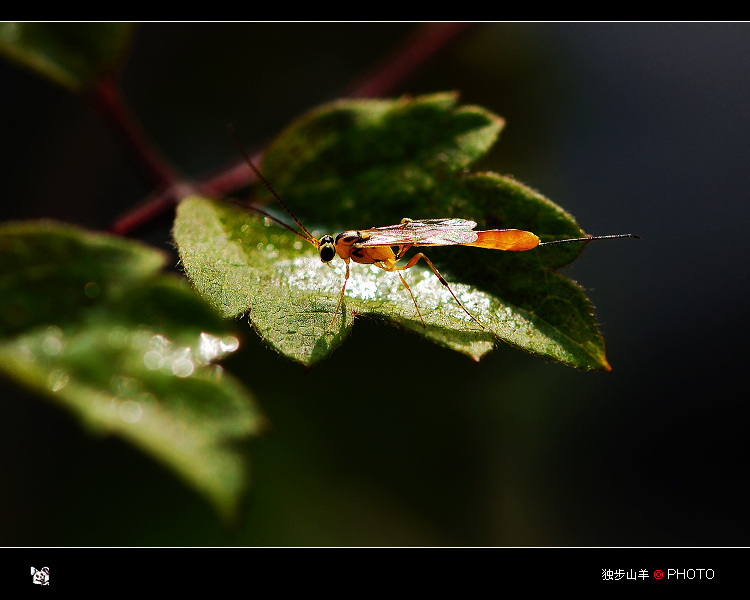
1 22 748 546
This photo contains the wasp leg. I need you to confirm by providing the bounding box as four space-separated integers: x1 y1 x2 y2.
395 270 426 327
391 252 485 330
394 244 413 260
327 259 350 332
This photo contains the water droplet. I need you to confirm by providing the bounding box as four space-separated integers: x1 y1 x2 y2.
143 350 162 370
47 369 69 392
172 357 194 378
118 399 143 423
41 326 64 356
206 365 224 380
111 375 139 396
198 333 239 362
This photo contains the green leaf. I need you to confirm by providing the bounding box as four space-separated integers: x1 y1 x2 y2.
0 22 135 91
259 92 504 227
0 221 265 521
174 93 612 371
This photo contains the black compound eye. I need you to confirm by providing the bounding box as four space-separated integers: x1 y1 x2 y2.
319 244 336 263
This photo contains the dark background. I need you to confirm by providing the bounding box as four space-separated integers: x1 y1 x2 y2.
1 23 748 546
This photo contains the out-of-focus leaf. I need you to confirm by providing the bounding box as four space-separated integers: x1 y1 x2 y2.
0 22 135 91
0 221 265 521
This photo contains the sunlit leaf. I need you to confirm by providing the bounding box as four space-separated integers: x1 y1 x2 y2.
175 93 612 370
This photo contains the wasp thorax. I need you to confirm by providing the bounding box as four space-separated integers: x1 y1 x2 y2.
318 235 336 262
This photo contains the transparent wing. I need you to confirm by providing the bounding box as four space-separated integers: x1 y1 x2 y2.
356 218 479 247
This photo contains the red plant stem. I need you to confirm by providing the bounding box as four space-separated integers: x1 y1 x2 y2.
108 183 196 236
343 22 473 99
108 23 475 235
93 76 181 191
196 147 265 200
94 76 192 235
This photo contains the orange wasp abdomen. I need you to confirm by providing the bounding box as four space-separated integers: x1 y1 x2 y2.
464 229 540 251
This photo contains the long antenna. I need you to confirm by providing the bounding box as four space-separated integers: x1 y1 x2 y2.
245 203 316 245
538 233 640 246
228 125 317 243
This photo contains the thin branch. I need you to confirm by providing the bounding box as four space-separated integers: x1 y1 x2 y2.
92 76 181 190
108 182 196 236
343 22 473 99
108 23 475 235
196 147 265 200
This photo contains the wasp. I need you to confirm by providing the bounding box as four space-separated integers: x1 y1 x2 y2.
233 132 638 331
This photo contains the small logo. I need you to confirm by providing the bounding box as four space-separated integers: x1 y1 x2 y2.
31 567 49 585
